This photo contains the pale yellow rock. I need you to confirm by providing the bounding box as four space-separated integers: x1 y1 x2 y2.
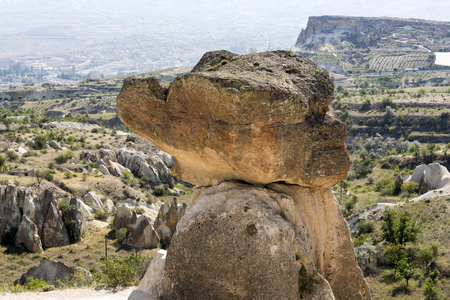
117 50 349 187
152 181 370 300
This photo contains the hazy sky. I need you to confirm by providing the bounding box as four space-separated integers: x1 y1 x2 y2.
0 0 449 66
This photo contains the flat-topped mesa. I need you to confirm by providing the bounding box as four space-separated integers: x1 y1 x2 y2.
117 50 349 187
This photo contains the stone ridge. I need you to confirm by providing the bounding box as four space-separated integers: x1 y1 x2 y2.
296 15 450 51
117 50 349 187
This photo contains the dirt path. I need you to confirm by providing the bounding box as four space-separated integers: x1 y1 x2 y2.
0 286 135 300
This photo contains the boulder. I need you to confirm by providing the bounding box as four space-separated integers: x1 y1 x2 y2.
49 140 63 150
66 197 87 241
158 150 175 168
15 215 43 253
83 191 103 209
98 164 111 176
117 50 349 187
16 187 29 212
419 173 431 194
14 259 80 286
89 147 174 186
113 204 135 231
157 203 169 223
99 148 117 162
125 214 160 249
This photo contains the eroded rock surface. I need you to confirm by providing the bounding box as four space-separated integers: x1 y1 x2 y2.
1 186 79 252
117 50 349 187
132 182 369 300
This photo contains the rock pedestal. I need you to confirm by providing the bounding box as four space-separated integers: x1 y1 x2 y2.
130 182 370 300
120 50 371 300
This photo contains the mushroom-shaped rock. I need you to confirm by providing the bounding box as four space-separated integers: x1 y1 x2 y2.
117 50 349 187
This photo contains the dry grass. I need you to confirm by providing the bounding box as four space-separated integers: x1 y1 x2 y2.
0 222 158 288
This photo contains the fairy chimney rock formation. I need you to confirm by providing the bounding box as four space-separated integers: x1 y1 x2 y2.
117 50 349 188
120 50 370 300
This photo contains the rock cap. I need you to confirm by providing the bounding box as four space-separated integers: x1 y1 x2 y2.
117 50 349 187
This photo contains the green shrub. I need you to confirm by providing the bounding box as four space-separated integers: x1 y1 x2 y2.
0 154 6 169
357 220 375 236
401 182 419 196
55 150 74 164
133 207 145 214
23 150 37 157
395 257 414 286
6 150 19 161
423 279 438 300
384 244 407 266
64 170 74 179
94 208 108 220
0 177 9 185
24 277 49 290
101 252 145 286
355 238 378 275
33 135 48 150
121 170 132 180
381 210 420 245
115 228 128 244
380 161 391 169
152 184 169 196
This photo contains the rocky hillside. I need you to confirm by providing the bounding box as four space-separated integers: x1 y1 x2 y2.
296 16 450 52
294 16 450 75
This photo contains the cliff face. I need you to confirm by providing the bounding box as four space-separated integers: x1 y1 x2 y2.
296 15 450 51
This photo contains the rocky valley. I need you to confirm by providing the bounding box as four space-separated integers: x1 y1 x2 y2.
0 14 449 300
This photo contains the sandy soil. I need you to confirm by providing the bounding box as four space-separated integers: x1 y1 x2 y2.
0 286 135 300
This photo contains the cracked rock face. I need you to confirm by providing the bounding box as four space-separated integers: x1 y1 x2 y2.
117 50 349 187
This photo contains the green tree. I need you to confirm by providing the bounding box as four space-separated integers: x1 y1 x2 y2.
381 210 420 245
33 135 48 150
396 213 420 245
381 210 397 244
395 258 414 286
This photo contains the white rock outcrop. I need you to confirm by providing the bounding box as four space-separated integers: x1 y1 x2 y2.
404 163 450 201
81 146 174 186
83 191 103 209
